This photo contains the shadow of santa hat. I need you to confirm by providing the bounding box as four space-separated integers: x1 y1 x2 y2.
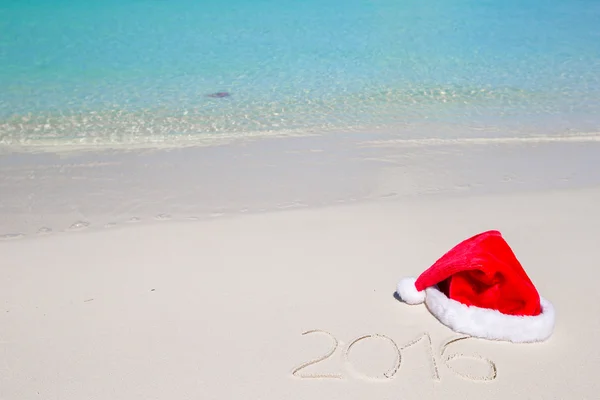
396 230 555 343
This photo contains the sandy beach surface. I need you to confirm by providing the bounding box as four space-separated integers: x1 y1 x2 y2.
1 134 600 399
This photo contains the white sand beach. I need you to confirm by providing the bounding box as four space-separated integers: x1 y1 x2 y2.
1 134 600 399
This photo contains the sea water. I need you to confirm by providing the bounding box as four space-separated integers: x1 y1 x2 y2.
1 0 600 149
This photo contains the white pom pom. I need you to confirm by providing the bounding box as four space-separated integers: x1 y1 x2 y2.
396 277 426 305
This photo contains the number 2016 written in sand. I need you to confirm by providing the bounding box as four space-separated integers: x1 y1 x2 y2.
292 331 497 383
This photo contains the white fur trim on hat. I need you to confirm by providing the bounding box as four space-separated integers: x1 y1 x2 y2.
396 277 426 305
423 287 555 343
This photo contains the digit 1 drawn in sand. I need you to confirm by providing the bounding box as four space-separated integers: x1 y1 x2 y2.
344 334 402 381
292 330 343 379
441 336 497 382
400 332 440 381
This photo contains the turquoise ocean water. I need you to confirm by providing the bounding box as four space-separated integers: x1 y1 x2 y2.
1 0 600 149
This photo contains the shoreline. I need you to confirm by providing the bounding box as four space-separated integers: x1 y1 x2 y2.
2 115 600 155
3 131 600 239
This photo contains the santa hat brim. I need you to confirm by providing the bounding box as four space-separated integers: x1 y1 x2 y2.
397 278 555 343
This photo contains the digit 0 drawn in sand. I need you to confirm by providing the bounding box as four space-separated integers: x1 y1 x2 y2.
291 330 343 379
344 334 401 380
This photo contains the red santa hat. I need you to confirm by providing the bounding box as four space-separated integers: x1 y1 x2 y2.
396 230 555 343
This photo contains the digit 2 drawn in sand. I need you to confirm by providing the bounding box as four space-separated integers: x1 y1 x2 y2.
292 331 497 383
291 330 343 379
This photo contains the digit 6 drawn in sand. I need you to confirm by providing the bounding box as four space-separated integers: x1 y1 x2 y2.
344 334 401 380
441 336 497 381
292 330 343 379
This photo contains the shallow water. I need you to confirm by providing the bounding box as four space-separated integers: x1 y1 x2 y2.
1 0 600 149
